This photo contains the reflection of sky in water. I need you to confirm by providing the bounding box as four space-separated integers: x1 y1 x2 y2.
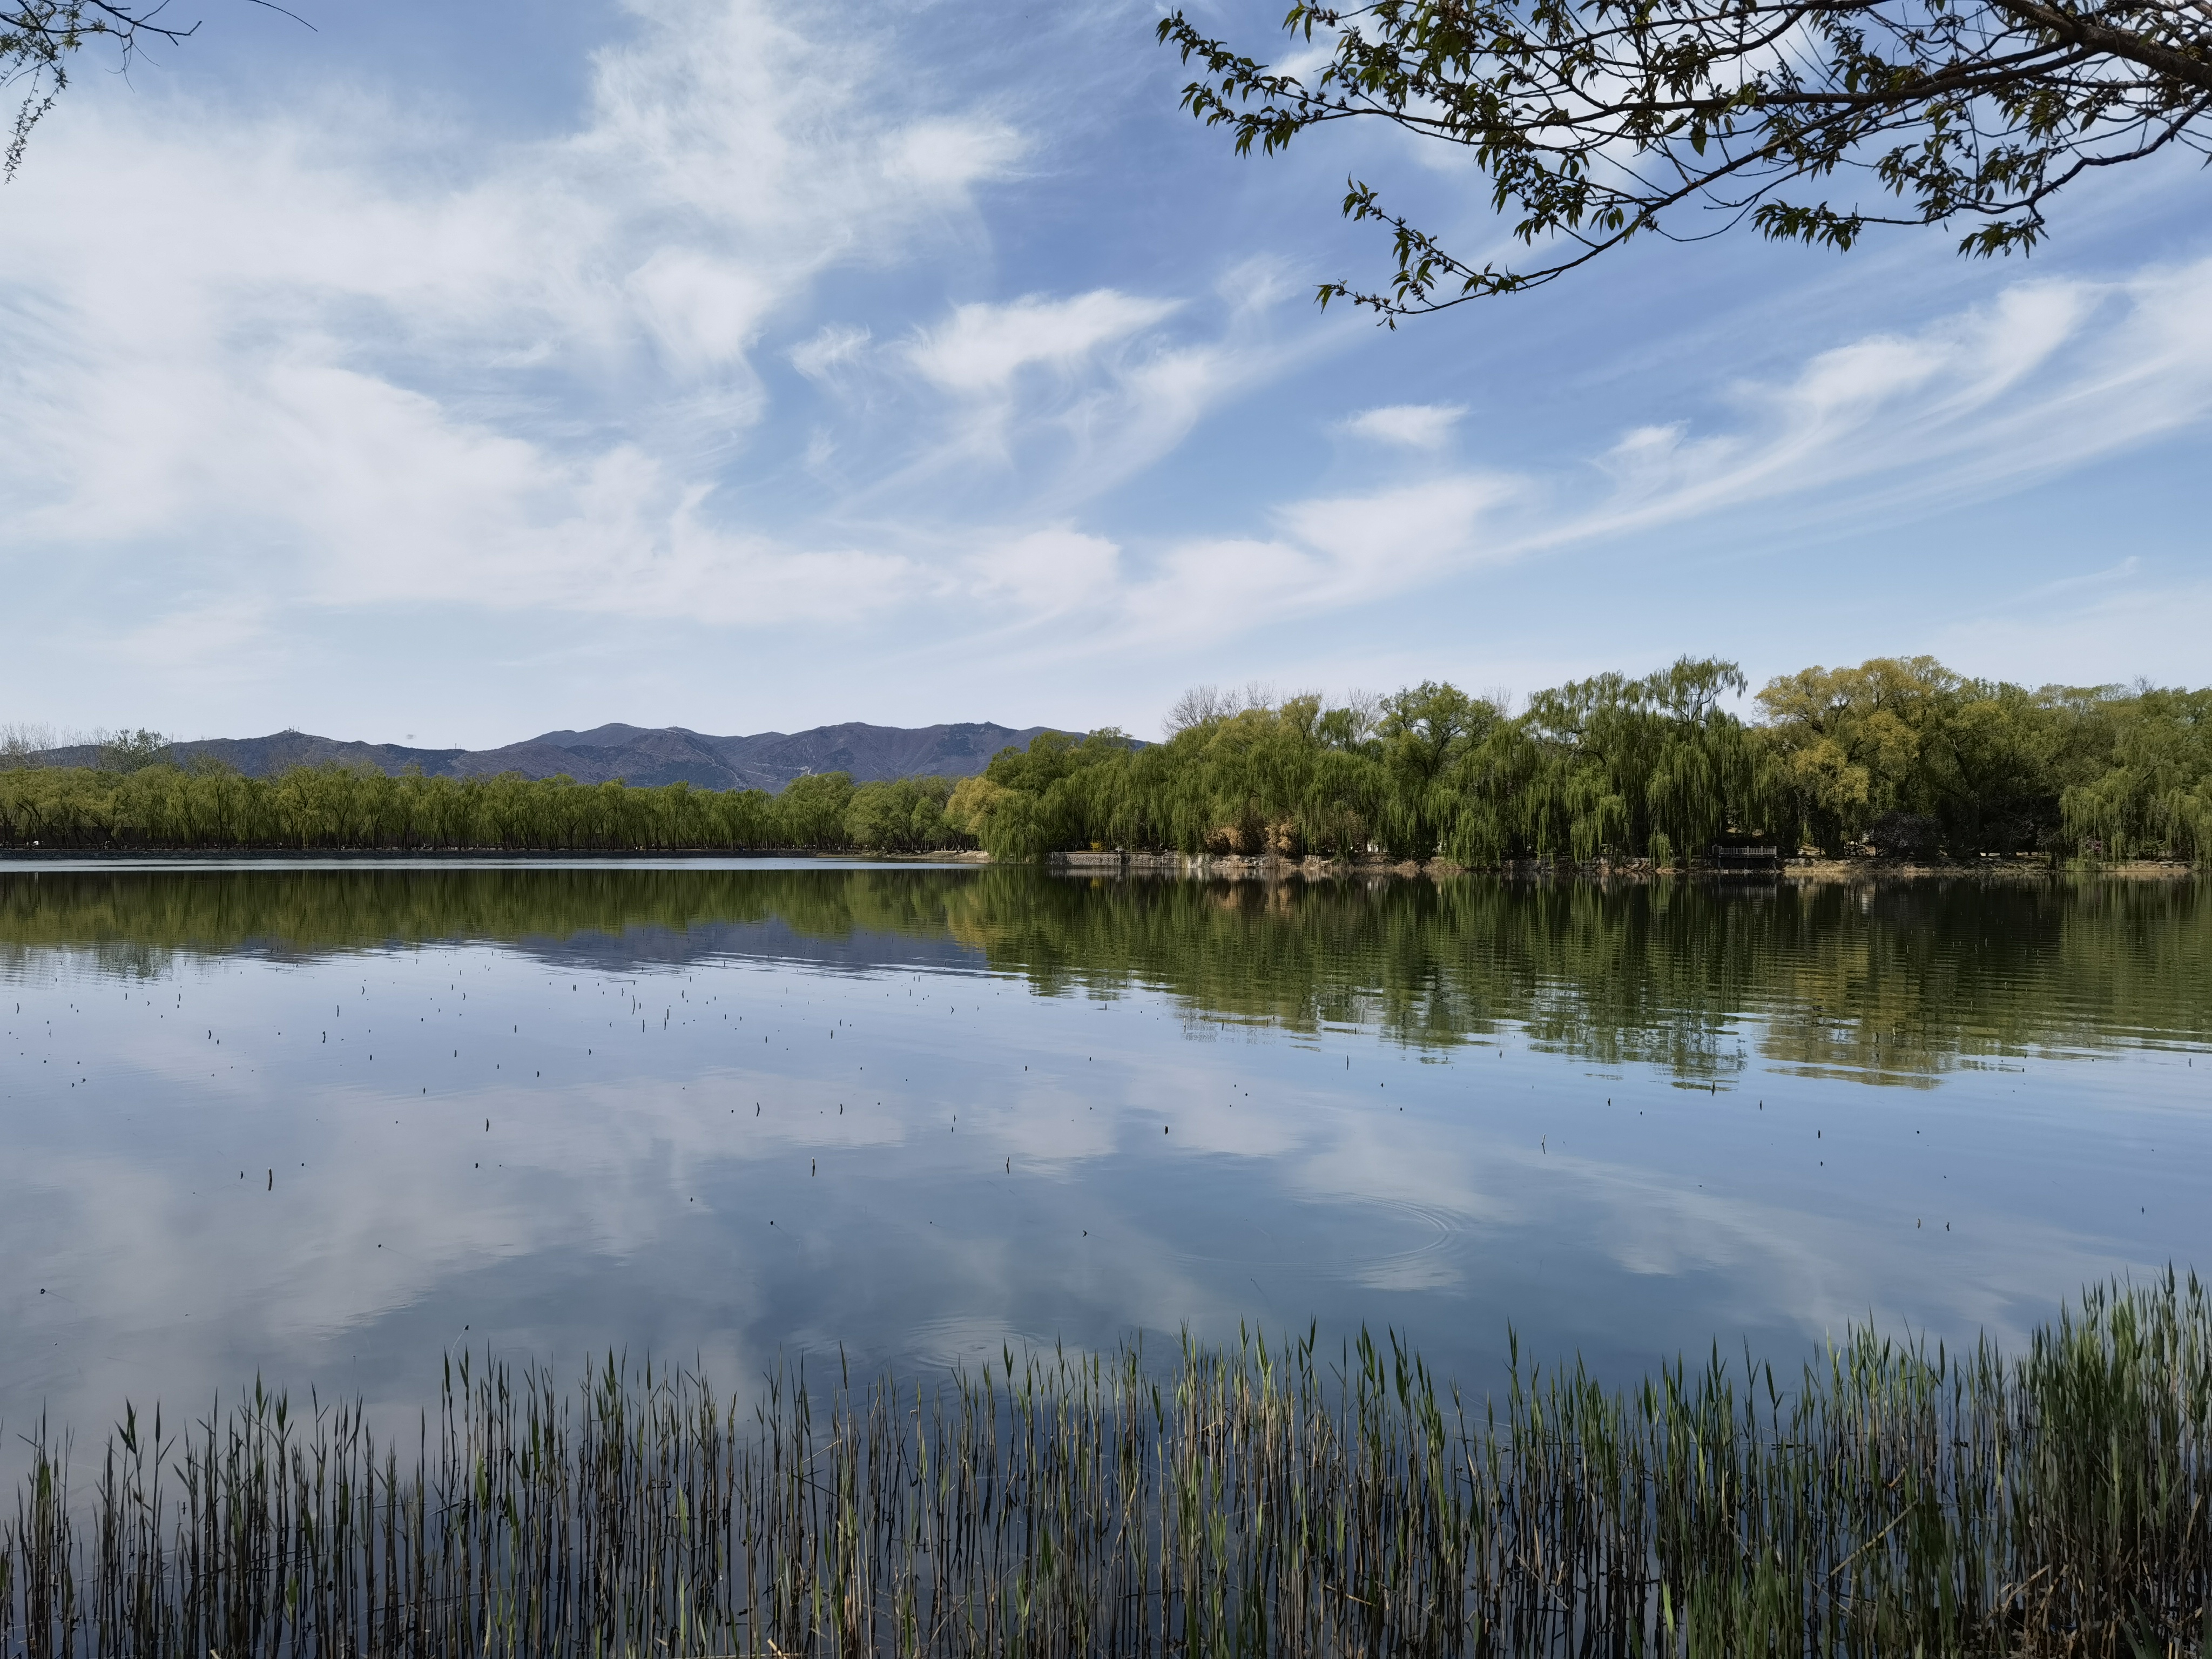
2 867 2208 1471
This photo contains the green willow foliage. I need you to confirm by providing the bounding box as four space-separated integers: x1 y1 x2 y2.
0 764 973 855
3 656 2204 859
951 657 2211 865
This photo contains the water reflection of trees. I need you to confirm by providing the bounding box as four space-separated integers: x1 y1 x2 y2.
1 867 2202 1082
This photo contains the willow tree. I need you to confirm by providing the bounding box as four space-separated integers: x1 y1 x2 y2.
1372 682 1502 857
2061 684 2212 859
95 727 170 772
1158 0 2212 318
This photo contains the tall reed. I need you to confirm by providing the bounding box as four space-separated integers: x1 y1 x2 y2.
5 1274 2207 1657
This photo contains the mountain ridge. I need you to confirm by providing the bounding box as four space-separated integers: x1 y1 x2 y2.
29 720 1073 792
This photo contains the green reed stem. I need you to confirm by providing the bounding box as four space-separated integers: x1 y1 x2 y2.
4 1273 2207 1656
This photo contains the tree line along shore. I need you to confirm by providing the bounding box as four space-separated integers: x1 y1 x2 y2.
2 657 2205 864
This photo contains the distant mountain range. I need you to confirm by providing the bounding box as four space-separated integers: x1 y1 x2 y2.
32 721 1068 792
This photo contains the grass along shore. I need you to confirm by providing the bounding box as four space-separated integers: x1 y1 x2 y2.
4 1275 2206 1657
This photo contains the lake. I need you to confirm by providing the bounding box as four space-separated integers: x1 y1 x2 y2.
2 859 2206 1456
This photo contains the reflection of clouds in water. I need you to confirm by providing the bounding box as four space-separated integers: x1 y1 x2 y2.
1120 1062 1307 1162
1266 1075 2166 1365
2 900 2203 1487
1 947 1269 1465
6 1069 776 1419
1287 1121 1518 1225
977 1082 1120 1165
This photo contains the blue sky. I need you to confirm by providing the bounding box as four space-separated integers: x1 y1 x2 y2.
1 0 2206 748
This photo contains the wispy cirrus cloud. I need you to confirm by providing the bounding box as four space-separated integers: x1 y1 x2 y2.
905 291 1182 394
1088 475 1522 647
832 272 1317 517
0 0 1022 628
955 257 2212 658
1 0 2209 736
1340 403 1466 449
1556 265 2212 545
790 323 874 381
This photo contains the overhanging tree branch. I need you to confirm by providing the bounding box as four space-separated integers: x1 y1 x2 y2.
1159 0 2212 316
4 1 197 176
1983 0 2212 87
4 1 309 179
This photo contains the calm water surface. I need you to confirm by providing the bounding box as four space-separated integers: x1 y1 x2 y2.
2 860 2207 1451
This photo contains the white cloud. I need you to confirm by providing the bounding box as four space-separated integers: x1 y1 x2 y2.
1553 265 2212 543
1340 403 1466 449
2 0 2208 723
626 250 778 369
1269 42 1341 87
965 527 1123 616
1110 475 1520 645
891 119 1026 190
1103 259 2212 653
251 366 913 625
1016 259 2212 657
1278 476 1515 585
853 272 1319 518
0 0 1024 626
904 291 1181 394
791 323 873 380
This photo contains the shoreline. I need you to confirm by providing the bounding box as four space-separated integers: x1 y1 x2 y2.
0 845 2194 880
0 846 994 865
1049 849 2198 882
